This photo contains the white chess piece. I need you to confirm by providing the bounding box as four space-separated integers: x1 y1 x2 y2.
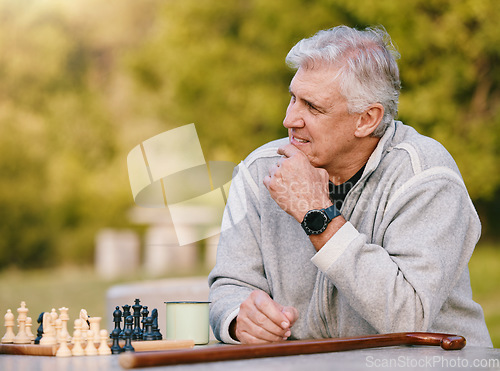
71 319 82 344
50 308 58 323
54 319 62 344
79 309 89 341
88 317 101 343
55 330 72 358
13 301 30 344
39 312 57 345
71 329 84 356
58 307 70 342
98 329 111 355
1 309 15 343
25 317 35 342
84 330 98 356
56 340 72 357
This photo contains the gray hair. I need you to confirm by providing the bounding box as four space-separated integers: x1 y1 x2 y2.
286 25 401 137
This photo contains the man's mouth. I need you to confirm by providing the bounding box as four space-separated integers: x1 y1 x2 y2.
291 135 309 144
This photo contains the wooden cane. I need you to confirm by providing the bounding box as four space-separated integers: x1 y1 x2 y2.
119 332 466 369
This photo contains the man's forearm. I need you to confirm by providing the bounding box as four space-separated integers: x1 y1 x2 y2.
308 215 347 252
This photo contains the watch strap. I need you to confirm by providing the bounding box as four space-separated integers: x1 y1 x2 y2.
323 204 341 220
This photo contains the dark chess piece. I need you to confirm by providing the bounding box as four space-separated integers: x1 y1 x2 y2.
111 306 122 341
132 298 143 341
143 317 155 341
151 308 162 340
110 327 122 354
141 306 149 339
123 315 135 352
122 304 132 318
34 312 45 344
112 306 122 333
120 304 131 339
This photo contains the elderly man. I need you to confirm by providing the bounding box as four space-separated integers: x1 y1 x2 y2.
208 25 492 347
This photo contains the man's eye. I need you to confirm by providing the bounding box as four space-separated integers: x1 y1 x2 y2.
306 101 319 112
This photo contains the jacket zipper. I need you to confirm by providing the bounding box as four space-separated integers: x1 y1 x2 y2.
316 174 366 338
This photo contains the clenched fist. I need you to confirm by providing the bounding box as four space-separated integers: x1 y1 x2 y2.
230 290 299 344
263 144 332 222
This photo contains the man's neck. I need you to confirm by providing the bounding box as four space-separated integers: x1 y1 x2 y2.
328 136 379 185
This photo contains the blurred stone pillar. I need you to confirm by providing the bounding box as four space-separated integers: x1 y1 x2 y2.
95 229 140 280
143 225 198 277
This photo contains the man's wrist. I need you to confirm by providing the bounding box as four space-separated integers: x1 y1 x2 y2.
309 214 346 252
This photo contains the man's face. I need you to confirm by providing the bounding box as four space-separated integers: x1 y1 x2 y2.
283 65 360 180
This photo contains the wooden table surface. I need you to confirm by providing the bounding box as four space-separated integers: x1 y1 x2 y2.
1 344 499 371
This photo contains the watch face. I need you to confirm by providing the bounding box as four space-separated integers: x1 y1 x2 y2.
303 210 328 234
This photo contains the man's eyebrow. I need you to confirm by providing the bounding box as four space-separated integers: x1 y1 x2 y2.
292 91 325 112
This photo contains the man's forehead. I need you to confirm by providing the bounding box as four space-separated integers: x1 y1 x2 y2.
289 65 342 100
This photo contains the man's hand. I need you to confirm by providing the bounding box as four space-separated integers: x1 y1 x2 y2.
263 144 331 222
231 290 299 344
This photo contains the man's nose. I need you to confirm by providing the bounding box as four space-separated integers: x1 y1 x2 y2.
283 103 305 129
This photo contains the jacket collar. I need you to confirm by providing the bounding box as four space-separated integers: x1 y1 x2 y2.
360 119 397 182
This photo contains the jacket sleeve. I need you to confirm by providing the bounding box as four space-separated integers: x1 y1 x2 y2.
208 161 269 344
311 169 481 333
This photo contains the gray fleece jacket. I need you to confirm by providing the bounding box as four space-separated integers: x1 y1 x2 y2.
208 120 492 347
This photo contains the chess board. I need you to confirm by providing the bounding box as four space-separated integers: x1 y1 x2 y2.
0 343 58 356
1 299 193 357
0 339 194 356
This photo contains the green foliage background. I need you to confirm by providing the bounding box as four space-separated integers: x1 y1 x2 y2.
0 0 499 269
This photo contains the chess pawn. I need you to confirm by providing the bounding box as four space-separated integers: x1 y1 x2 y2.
110 327 122 355
88 317 101 343
54 319 62 343
1 309 15 343
143 317 155 341
56 340 72 357
55 330 72 358
122 316 135 352
39 312 57 345
25 317 35 342
98 329 111 355
13 301 30 344
71 319 82 344
58 307 70 342
71 329 84 356
84 330 98 356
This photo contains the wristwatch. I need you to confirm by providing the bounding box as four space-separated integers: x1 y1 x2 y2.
301 205 341 235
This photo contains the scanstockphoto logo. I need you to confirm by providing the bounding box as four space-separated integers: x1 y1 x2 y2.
127 124 239 245
365 355 500 369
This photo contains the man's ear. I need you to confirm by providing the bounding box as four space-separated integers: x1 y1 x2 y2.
354 103 384 138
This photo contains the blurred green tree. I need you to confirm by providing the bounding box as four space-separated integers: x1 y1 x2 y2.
0 0 499 269
0 0 143 268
